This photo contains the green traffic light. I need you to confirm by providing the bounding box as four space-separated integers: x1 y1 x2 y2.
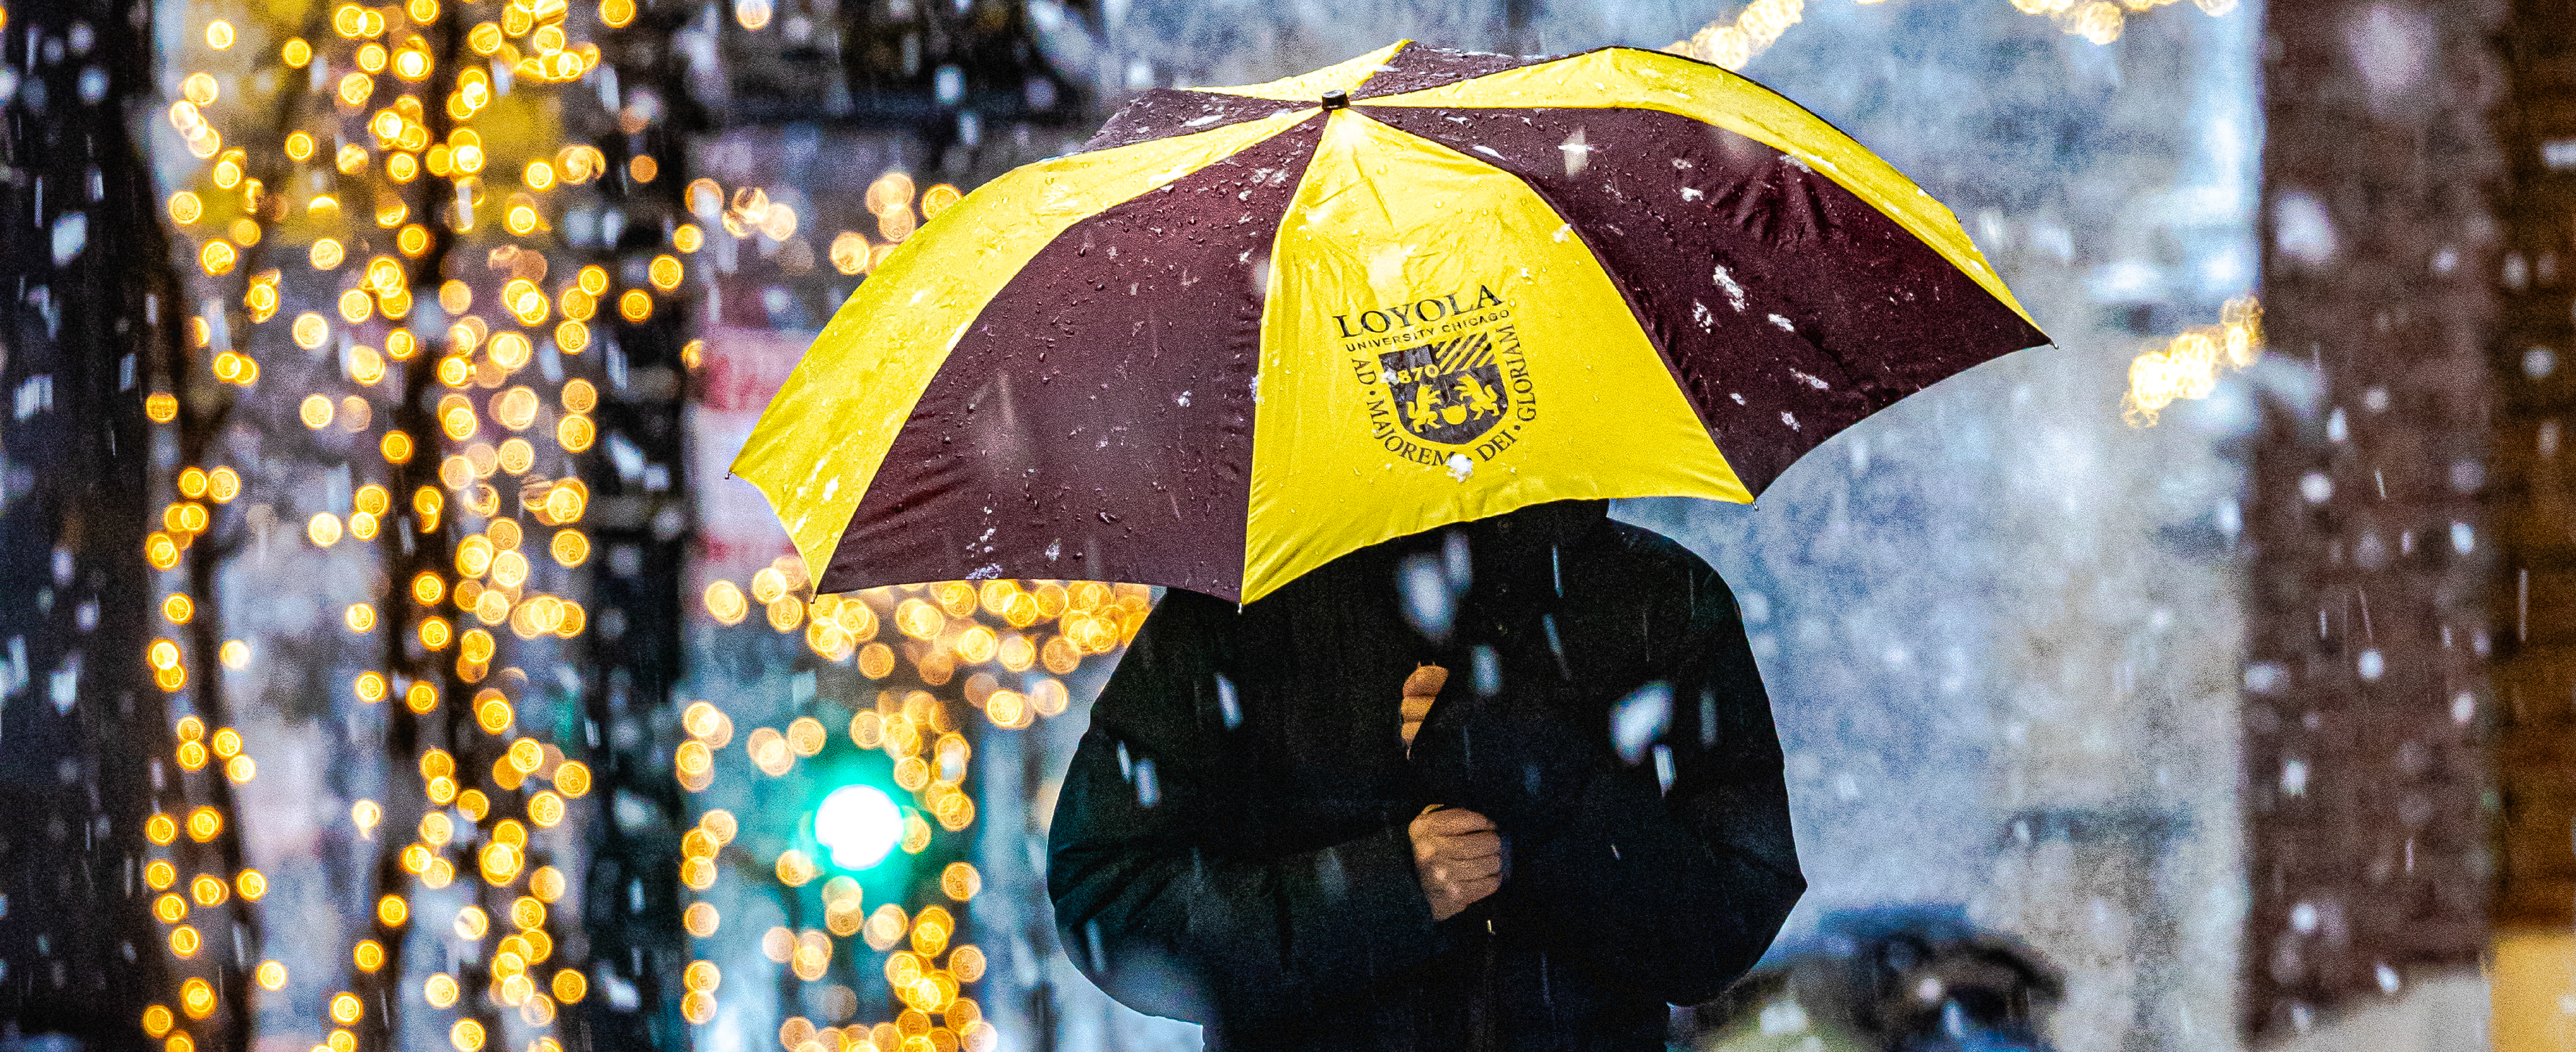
815 783 903 869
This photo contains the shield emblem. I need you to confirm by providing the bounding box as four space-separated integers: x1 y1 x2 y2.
1380 332 1511 447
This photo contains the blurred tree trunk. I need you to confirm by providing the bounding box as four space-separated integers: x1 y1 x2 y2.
0 0 183 1047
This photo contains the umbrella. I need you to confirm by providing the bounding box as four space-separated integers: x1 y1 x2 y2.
733 41 2048 603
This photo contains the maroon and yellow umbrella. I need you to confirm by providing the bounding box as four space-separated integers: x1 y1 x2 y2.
734 41 2047 603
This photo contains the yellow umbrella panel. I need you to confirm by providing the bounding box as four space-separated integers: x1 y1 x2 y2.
733 42 2047 603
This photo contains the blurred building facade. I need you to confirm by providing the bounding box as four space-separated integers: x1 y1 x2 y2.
2241 0 2497 1042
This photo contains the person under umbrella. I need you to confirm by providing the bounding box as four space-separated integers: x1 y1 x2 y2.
1048 498 1803 1052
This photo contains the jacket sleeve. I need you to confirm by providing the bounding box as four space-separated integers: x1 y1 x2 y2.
1502 565 1805 1006
1046 593 1444 1029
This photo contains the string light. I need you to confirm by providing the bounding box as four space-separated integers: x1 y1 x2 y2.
2124 296 2262 425
148 5 1130 1047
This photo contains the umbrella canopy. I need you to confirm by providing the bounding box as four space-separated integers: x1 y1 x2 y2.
734 41 2048 604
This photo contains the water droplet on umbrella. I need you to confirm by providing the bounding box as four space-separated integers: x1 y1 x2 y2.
1558 127 1592 177
1713 265 1747 311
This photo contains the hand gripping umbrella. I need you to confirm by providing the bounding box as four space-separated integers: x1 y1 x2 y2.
733 41 2049 604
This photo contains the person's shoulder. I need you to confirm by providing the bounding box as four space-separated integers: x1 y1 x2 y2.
1150 586 1239 618
1585 519 1718 581
1129 587 1241 649
1571 521 1743 625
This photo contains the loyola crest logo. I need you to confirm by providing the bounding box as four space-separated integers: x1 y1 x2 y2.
1380 333 1509 445
1340 283 1537 471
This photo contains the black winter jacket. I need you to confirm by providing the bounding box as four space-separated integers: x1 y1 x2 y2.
1047 501 1804 1052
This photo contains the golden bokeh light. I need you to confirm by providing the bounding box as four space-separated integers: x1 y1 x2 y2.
476 692 514 733
181 978 215 1019
2123 296 2263 426
775 849 817 886
921 183 962 217
683 902 720 938
199 240 237 275
425 973 460 1009
704 580 748 624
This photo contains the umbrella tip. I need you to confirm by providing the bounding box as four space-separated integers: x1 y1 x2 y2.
1320 89 1349 110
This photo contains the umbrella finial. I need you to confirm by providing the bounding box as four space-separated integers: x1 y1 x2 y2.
1320 89 1349 110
